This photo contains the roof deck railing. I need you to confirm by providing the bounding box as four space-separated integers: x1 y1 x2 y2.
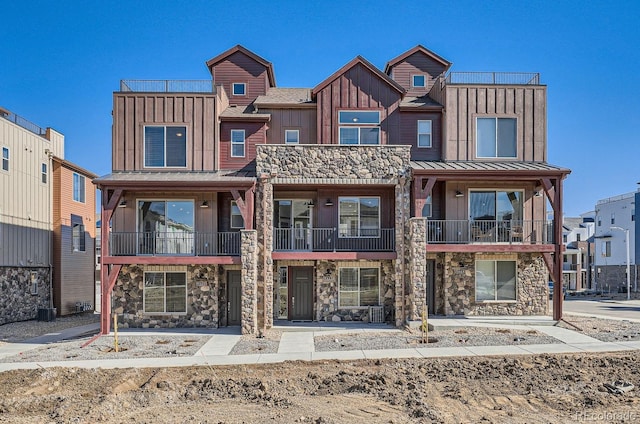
445 72 541 85
119 80 215 93
0 108 47 137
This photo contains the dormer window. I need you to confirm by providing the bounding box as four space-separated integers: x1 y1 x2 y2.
412 75 426 87
232 83 246 96
338 111 380 145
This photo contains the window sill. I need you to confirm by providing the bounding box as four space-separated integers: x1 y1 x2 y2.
474 300 518 304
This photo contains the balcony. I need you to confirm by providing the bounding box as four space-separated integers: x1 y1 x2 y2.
445 72 540 85
119 80 215 93
273 228 395 252
425 220 553 244
109 232 240 256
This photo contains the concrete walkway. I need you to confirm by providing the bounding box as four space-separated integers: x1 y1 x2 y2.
1 317 639 372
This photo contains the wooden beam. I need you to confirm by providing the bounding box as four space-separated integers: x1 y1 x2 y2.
413 177 437 217
100 264 121 335
542 252 555 279
231 189 253 229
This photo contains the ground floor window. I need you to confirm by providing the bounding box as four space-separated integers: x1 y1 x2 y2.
144 272 187 313
475 260 516 301
338 267 379 307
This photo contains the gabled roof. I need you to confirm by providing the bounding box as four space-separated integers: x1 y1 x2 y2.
384 45 452 74
399 95 443 110
205 45 276 87
51 156 98 179
312 56 406 97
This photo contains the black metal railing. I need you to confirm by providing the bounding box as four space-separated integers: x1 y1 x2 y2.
445 72 540 85
273 228 395 252
425 220 553 244
0 109 47 137
109 232 240 256
119 80 215 93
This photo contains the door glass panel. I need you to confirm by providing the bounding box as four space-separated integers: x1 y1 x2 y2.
277 267 288 319
469 192 496 221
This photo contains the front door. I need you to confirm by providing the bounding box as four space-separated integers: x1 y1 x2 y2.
227 271 241 326
290 267 313 320
426 259 436 314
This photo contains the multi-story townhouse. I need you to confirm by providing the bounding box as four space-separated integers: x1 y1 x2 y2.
0 107 96 324
562 216 595 292
594 192 638 294
95 44 569 335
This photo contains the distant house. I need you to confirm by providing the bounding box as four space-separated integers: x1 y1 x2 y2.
95 44 569 335
0 107 97 324
562 215 595 291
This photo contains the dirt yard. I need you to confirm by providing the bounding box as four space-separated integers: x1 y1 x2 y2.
0 352 638 423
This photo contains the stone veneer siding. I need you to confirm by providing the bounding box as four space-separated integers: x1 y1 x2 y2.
0 266 51 325
112 264 220 329
256 179 273 334
240 230 258 335
407 218 427 320
441 253 548 316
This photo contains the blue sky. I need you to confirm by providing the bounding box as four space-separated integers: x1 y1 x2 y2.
1 0 639 216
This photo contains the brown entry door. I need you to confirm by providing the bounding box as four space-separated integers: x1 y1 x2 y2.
227 271 242 326
290 267 313 321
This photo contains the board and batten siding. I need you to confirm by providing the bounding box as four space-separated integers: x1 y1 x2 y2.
112 93 217 172
315 63 402 144
211 51 269 106
397 112 442 160
389 53 448 95
0 117 55 266
52 163 97 316
443 85 547 162
264 108 317 144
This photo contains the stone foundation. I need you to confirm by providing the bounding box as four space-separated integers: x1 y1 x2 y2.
113 264 220 329
441 253 548 316
0 266 51 325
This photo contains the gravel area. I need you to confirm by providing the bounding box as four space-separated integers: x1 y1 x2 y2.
0 313 100 344
559 315 640 342
315 327 558 351
229 330 282 355
1 335 209 363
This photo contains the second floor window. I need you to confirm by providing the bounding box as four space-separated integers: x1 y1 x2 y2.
417 120 432 148
1 147 8 171
603 241 611 257
232 83 246 96
41 163 47 184
285 129 299 144
412 75 426 87
231 201 245 229
476 117 516 158
144 126 187 168
338 111 380 145
73 173 85 203
611 213 615 224
231 130 245 157
339 197 380 237
422 195 432 218
470 190 522 222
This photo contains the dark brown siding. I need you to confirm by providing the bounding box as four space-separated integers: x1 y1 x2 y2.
396 111 443 160
315 187 395 229
315 63 402 144
443 85 547 162
112 93 217 171
212 51 269 106
264 108 317 144
389 52 448 95
219 121 266 169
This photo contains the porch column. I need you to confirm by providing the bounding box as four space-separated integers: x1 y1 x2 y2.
99 188 122 335
408 218 427 321
240 229 258 335
257 178 274 330
394 177 410 326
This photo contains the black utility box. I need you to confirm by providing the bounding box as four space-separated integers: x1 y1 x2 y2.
37 308 56 322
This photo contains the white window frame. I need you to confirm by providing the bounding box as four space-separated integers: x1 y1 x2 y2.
232 82 246 96
338 267 380 308
143 271 187 314
417 120 432 148
231 129 245 157
475 117 517 159
230 200 245 229
603 240 611 257
338 110 381 145
1 146 8 171
412 74 426 87
475 260 517 302
338 196 380 238
41 163 47 184
143 125 187 168
72 223 86 252
284 129 300 144
73 172 85 203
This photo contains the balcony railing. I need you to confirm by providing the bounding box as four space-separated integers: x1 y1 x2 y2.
425 220 553 244
109 232 240 256
119 80 215 93
0 109 47 137
445 72 540 85
273 228 395 252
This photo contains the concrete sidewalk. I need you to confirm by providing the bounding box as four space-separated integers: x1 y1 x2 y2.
1 318 639 372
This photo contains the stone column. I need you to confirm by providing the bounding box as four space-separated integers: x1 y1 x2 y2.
255 177 273 333
394 177 410 326
408 218 427 321
240 229 258 335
